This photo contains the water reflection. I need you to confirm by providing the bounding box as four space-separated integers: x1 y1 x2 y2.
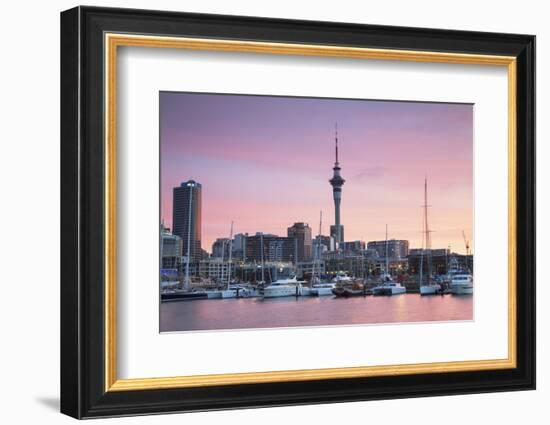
160 294 473 332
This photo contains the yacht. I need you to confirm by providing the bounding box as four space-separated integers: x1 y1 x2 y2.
331 272 354 297
333 272 353 284
261 276 304 298
161 288 208 302
372 276 407 296
373 225 406 296
450 273 474 295
310 282 336 296
420 283 441 295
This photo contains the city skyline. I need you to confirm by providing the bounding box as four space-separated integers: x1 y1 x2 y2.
161 92 473 254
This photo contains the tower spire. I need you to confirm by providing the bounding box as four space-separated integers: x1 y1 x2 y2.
335 122 339 165
329 124 345 247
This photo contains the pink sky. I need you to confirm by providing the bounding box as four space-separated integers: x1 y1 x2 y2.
160 92 473 254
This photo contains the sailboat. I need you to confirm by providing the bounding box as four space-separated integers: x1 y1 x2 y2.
372 225 406 295
310 211 336 296
419 178 442 295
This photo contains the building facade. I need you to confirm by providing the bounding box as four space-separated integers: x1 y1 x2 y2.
232 233 248 260
245 233 295 263
211 238 231 258
408 250 473 275
172 180 202 262
160 228 183 269
341 240 366 253
198 258 236 283
287 222 313 262
367 239 409 259
322 251 371 279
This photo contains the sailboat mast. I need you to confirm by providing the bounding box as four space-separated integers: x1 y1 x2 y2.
220 240 225 285
385 224 389 276
424 178 432 284
227 221 234 287
260 232 265 283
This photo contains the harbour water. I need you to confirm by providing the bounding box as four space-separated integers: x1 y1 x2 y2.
160 294 473 332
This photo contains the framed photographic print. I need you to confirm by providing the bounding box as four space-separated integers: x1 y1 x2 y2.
60 6 536 419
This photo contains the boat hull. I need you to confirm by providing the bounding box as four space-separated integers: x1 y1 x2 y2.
311 287 335 296
331 287 347 297
420 284 442 295
161 291 208 302
262 286 301 298
450 284 473 295
373 287 406 296
343 287 367 297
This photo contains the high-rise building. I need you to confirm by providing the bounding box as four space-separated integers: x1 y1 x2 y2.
329 125 345 246
287 222 313 262
172 180 202 262
367 239 409 259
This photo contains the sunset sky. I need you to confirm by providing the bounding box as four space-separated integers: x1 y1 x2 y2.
160 92 473 254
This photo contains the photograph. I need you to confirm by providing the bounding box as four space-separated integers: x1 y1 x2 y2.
159 92 475 332
57 5 536 419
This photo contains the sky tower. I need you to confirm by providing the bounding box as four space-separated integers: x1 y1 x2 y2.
329 124 345 247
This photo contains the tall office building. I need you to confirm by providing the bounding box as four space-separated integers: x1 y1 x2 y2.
287 222 313 262
329 125 345 247
172 180 202 262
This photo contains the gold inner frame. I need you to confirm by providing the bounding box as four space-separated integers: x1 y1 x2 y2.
104 33 517 392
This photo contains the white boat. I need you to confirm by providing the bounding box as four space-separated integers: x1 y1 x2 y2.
450 273 473 295
372 279 406 296
332 272 353 284
310 282 336 296
262 276 304 298
420 284 441 295
373 225 406 296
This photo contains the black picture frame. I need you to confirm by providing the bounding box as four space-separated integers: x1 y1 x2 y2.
61 5 535 419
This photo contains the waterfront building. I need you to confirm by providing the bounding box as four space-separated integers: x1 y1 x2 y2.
160 230 183 269
367 239 409 259
200 248 210 261
371 257 408 276
232 233 248 260
329 125 345 247
245 233 295 263
198 258 236 283
211 238 231 258
287 222 313 262
407 249 472 275
322 251 372 278
341 240 366 253
172 180 202 262
234 261 294 283
313 235 334 257
296 260 326 279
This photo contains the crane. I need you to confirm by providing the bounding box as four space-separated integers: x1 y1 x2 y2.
462 230 470 256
